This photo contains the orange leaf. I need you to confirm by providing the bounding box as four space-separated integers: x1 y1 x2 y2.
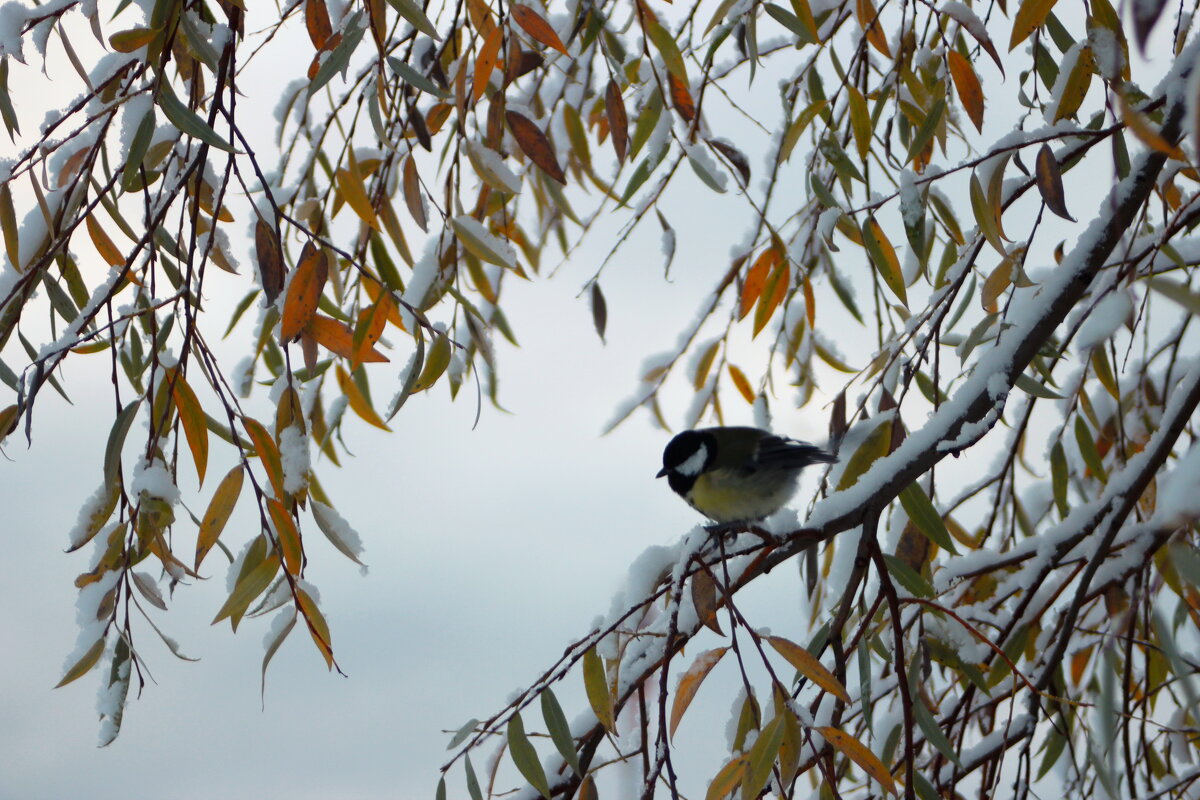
169 369 209 485
506 110 566 184
766 636 851 702
280 242 329 342
352 297 390 371
86 214 125 267
947 50 984 133
815 727 897 794
510 4 567 54
267 497 303 574
306 314 389 363
295 587 334 669
752 256 790 337
305 0 333 49
727 364 755 404
739 248 779 319
855 0 891 57
669 647 727 736
605 79 629 164
335 363 392 431
242 416 286 500
472 27 503 103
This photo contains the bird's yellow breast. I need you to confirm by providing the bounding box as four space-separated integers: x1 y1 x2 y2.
685 469 798 523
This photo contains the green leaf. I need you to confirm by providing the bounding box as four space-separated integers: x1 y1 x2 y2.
309 14 368 96
55 636 107 688
881 554 934 597
1014 372 1063 399
541 688 582 777
387 56 450 97
645 17 687 83
1050 440 1069 517
507 713 551 799
1074 416 1108 483
905 99 945 164
104 401 141 493
384 0 441 39
913 697 962 767
121 106 157 193
1146 276 1200 315
742 713 788 800
464 755 484 800
157 81 235 152
898 481 958 555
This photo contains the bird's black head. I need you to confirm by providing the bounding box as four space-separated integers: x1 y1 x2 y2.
657 430 716 493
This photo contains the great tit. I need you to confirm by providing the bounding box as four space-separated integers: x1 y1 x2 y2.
656 427 836 523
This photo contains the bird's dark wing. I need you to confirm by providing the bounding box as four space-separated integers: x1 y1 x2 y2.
755 435 837 469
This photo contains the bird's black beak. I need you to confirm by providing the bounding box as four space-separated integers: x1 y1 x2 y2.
655 467 668 478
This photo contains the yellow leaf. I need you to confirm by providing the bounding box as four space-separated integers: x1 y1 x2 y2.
412 332 452 392
669 647 728 736
766 636 851 702
169 369 209 485
196 465 243 570
727 364 755 404
86 214 125 267
815 726 897 794
862 217 906 306
1052 45 1094 122
267 497 303 575
1009 0 1060 51
583 647 614 731
335 158 381 230
108 27 157 52
1118 91 1186 160
336 363 391 431
705 755 749 800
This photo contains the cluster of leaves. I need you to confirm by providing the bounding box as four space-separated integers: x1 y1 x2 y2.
5 0 1200 796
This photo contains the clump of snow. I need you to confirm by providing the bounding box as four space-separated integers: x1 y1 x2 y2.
131 457 180 505
279 424 310 495
1155 441 1200 526
1075 290 1132 350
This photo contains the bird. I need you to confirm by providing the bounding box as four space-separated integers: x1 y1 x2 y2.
656 426 836 523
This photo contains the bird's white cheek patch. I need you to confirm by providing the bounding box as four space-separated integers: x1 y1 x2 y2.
677 445 708 477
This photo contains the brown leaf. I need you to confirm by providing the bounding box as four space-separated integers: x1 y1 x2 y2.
707 139 750 186
505 110 566 184
280 242 328 342
510 4 567 53
402 156 428 231
691 569 724 634
668 73 695 122
947 50 984 133
1034 144 1075 222
305 0 333 49
590 282 607 342
605 79 628 165
255 216 285 303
